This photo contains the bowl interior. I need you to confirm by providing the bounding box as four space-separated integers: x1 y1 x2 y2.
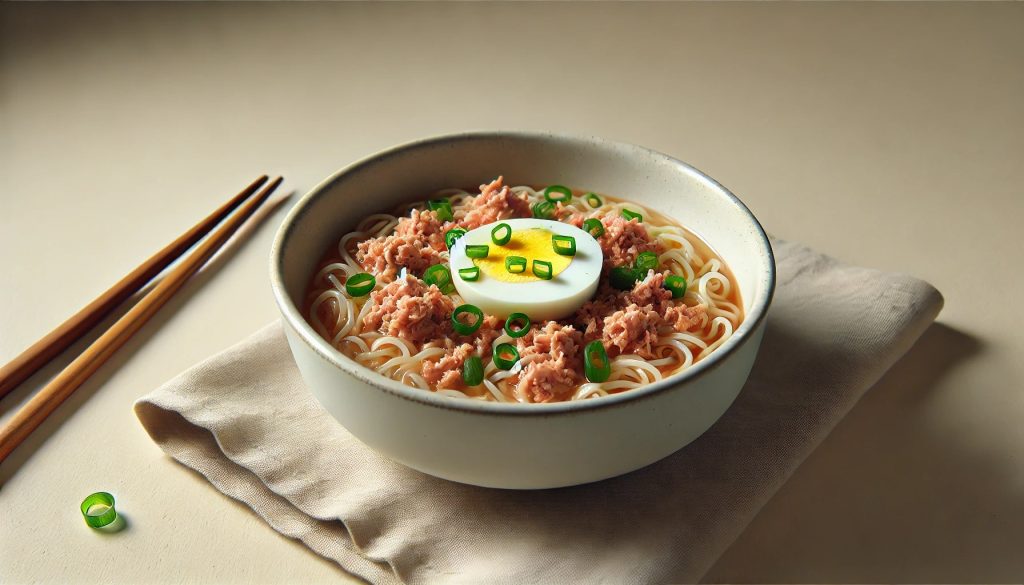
272 132 774 411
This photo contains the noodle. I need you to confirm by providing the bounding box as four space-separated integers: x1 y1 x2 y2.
304 181 743 403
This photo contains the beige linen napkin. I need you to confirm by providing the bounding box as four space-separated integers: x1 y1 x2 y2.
135 239 943 584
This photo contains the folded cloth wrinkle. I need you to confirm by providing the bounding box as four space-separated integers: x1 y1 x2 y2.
135 238 943 584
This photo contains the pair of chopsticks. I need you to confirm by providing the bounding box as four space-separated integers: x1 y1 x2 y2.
0 175 284 463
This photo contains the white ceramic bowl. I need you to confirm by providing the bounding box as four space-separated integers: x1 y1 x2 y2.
270 132 775 489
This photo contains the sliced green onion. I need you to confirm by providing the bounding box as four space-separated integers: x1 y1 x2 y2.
531 200 555 219
504 313 531 338
505 256 527 273
492 342 520 370
621 208 643 223
552 234 576 256
465 244 490 259
345 273 376 297
584 192 603 208
451 304 484 335
458 266 480 281
445 228 467 249
634 251 658 273
81 492 117 528
532 259 553 280
543 184 573 203
584 340 611 383
664 274 688 299
427 199 454 222
609 266 640 290
462 355 484 386
491 222 512 245
582 218 605 238
424 264 455 294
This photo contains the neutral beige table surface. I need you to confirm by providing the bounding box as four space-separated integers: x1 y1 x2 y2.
2 3 1021 583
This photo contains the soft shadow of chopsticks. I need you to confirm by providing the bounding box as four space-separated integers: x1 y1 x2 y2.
0 189 293 485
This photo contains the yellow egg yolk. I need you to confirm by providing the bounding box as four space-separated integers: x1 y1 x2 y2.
473 228 572 283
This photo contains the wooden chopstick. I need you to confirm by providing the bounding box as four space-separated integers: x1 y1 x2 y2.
0 176 284 464
0 175 270 399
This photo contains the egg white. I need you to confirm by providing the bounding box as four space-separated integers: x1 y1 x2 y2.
450 218 603 320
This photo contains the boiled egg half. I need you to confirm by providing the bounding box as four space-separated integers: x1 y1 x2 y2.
449 218 602 320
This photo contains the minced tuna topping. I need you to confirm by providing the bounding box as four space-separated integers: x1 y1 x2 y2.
393 208 451 252
574 270 705 358
566 212 662 269
515 322 584 403
425 314 503 358
602 303 662 358
596 215 662 269
356 234 443 282
422 343 474 390
461 176 532 229
362 275 454 345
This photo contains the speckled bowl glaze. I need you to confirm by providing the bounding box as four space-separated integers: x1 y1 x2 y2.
270 132 775 489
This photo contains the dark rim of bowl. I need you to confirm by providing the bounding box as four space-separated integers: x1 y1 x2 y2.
270 131 776 416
